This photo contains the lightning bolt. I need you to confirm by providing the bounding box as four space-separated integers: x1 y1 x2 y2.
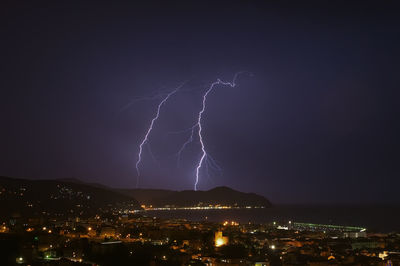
192 73 245 191
119 88 171 113
132 73 249 189
175 125 197 168
135 83 184 187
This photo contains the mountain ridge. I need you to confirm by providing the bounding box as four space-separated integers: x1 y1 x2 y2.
0 176 141 218
0 176 272 214
118 186 272 208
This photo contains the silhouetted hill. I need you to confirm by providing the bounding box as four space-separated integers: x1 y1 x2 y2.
0 176 141 218
57 177 110 190
118 188 175 205
118 186 272 208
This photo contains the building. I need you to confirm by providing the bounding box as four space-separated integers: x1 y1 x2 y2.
215 231 228 247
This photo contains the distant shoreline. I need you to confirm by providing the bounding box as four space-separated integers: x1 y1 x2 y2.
143 205 400 233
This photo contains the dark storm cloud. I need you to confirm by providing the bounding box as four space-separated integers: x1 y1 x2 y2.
1 1 399 203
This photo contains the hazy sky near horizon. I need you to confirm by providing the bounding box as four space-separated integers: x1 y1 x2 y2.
1 1 400 204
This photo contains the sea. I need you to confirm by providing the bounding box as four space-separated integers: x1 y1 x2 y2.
144 205 400 233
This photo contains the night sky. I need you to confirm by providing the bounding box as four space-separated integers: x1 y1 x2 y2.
1 1 400 204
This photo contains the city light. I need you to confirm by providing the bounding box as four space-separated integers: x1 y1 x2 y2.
16 256 25 264
215 238 225 247
223 220 239 226
214 231 228 247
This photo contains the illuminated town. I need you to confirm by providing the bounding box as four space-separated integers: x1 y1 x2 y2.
1 201 400 265
0 176 399 265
